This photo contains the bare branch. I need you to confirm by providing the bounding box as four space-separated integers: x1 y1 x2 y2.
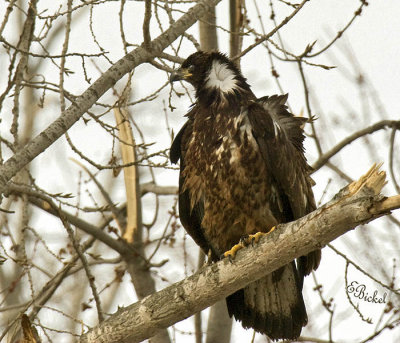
80 165 399 343
143 0 152 49
389 127 400 194
307 0 369 58
297 59 323 154
11 0 37 147
312 120 400 171
233 0 309 60
140 182 178 196
0 0 223 198
7 183 132 257
59 208 105 323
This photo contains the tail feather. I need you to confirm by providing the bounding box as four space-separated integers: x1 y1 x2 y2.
227 262 307 340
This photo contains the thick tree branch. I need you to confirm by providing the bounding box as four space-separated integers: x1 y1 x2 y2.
0 0 223 198
79 165 400 343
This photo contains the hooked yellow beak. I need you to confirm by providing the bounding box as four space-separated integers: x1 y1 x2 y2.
169 68 192 83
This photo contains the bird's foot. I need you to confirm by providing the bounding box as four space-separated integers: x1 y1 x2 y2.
241 227 276 246
223 227 276 261
222 243 244 262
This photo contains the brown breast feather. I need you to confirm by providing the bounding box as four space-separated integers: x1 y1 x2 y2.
183 106 278 254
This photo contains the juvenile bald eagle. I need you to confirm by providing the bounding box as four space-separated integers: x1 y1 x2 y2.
170 51 321 340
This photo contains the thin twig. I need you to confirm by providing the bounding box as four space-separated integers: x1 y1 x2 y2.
328 244 400 296
143 0 152 49
313 120 400 171
389 128 400 194
58 207 104 322
233 0 309 60
297 59 322 154
344 261 373 324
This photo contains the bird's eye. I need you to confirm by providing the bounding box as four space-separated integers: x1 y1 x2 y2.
188 65 195 73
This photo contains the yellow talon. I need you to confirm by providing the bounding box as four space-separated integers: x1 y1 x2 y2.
249 231 266 244
223 242 244 259
245 226 276 245
223 226 277 260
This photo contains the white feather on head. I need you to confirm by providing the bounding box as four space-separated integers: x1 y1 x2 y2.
205 60 238 93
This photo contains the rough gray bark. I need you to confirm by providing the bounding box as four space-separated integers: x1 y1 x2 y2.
0 0 223 198
79 165 399 343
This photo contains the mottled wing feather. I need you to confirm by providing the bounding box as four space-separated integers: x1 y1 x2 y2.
250 96 321 279
170 119 218 260
258 95 309 153
170 121 188 164
255 95 316 216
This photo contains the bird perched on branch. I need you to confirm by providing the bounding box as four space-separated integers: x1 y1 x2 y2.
169 51 321 340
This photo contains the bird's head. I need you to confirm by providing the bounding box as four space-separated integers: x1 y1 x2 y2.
170 51 250 107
